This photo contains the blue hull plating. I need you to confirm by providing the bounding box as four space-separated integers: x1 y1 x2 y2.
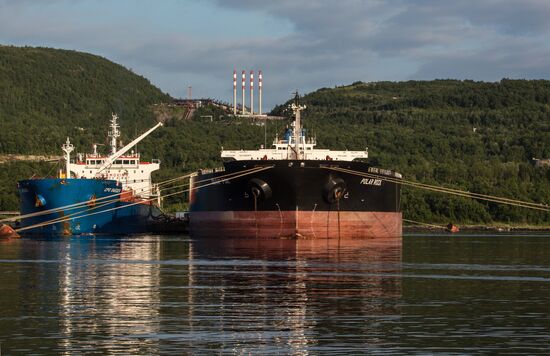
18 178 162 236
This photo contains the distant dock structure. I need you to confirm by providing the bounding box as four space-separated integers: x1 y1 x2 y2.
163 70 283 120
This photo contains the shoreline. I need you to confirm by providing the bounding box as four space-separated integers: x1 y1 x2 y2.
404 224 550 233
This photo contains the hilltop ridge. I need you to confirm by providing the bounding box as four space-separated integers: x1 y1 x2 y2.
1 45 550 226
0 45 170 154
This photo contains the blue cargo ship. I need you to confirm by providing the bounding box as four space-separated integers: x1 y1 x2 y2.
18 114 164 236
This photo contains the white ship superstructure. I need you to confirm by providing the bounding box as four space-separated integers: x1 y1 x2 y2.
66 114 162 198
221 101 369 162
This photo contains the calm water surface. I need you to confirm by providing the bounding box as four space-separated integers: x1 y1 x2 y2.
0 233 549 354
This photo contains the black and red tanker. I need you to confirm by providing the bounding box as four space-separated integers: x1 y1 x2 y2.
189 95 402 239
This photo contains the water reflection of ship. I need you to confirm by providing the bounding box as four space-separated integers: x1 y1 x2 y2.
6 237 401 353
188 238 402 352
55 236 163 353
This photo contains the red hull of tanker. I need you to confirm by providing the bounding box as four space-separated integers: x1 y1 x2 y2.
190 211 402 239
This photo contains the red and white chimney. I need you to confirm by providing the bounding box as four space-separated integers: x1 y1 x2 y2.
241 70 246 115
250 70 254 115
258 70 263 115
233 69 237 115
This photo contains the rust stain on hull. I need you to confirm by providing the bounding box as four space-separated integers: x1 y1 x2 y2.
190 211 402 239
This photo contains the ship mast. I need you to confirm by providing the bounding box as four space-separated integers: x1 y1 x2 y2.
109 113 121 155
95 121 163 176
61 137 74 178
291 92 306 160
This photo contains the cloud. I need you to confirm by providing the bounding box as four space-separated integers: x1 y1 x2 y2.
412 39 550 80
1 0 550 108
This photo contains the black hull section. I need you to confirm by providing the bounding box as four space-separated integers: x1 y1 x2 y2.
190 160 401 213
189 160 402 239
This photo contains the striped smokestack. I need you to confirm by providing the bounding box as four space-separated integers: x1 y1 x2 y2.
241 70 246 115
258 70 263 115
250 70 254 115
233 69 237 115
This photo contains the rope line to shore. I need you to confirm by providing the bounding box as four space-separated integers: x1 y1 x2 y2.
323 166 550 212
402 218 446 229
1 171 202 224
4 166 252 224
13 162 549 233
16 165 273 233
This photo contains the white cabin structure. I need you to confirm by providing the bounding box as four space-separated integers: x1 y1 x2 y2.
64 114 162 198
221 100 368 162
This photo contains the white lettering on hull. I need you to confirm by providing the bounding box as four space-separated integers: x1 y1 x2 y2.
360 178 382 186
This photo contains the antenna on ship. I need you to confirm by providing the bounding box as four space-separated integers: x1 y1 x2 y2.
61 137 74 179
109 113 121 155
290 91 306 160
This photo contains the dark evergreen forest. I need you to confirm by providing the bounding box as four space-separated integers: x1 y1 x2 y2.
1 45 550 226
274 80 550 226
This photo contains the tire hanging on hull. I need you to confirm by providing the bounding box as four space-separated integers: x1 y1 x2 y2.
323 177 347 204
248 178 272 201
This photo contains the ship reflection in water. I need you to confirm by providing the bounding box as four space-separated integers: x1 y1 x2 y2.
188 238 402 353
0 235 401 354
4 234 549 353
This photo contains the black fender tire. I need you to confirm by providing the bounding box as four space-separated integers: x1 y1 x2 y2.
323 177 347 204
248 178 272 201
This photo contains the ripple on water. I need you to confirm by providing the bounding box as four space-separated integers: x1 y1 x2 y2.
0 234 549 354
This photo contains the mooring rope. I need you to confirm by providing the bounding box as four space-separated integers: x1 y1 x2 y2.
12 164 269 227
402 218 446 229
15 161 549 233
16 165 273 233
1 171 200 224
323 166 550 212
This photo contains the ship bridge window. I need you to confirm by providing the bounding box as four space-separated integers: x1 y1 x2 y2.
123 160 129 165
115 160 123 165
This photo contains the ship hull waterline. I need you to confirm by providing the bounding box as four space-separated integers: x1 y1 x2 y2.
190 211 402 239
189 159 403 240
18 178 164 236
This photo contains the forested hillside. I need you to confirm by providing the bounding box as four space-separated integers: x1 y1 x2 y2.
272 80 550 225
1 45 550 226
0 45 170 153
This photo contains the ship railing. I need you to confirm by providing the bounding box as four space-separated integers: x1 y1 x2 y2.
198 167 225 175
85 153 142 159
